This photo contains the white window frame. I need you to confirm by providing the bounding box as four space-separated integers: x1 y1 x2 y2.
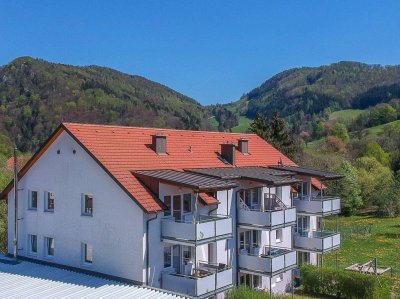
82 243 93 265
28 190 38 210
28 234 38 255
276 228 283 243
163 193 193 221
44 237 54 258
81 193 93 216
44 191 55 212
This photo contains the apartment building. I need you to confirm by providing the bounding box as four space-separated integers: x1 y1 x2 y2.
1 123 342 298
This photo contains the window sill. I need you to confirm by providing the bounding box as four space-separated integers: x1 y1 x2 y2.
28 252 37 257
43 255 54 260
27 208 37 211
81 262 93 268
81 213 93 217
44 210 54 213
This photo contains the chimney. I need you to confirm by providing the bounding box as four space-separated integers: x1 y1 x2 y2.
221 143 236 165
153 134 167 155
238 138 249 155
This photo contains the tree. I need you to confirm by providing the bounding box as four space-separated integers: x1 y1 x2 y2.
325 136 347 153
338 160 363 215
363 142 390 167
356 157 397 216
313 121 326 139
250 112 297 158
369 103 397 126
329 123 349 143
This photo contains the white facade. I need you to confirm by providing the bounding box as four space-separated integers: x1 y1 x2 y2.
7 131 146 282
5 130 340 298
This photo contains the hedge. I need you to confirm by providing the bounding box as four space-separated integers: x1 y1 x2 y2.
301 265 378 298
227 286 289 299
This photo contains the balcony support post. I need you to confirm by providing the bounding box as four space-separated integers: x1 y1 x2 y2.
269 276 272 297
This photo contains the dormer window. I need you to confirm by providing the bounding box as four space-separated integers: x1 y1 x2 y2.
153 134 167 155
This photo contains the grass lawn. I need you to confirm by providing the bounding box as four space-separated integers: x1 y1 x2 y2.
231 116 253 133
366 119 400 135
329 109 364 123
323 215 400 298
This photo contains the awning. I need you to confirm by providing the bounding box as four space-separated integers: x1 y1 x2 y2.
133 169 238 191
268 165 344 180
186 167 301 186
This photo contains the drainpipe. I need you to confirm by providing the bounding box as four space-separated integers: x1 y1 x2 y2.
146 213 158 285
13 145 18 260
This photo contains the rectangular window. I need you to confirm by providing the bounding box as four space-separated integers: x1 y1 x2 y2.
82 194 93 216
83 243 93 264
183 194 192 213
44 191 55 212
45 237 54 257
164 246 172 268
28 234 37 254
164 196 171 217
276 229 283 243
29 191 38 210
276 273 284 282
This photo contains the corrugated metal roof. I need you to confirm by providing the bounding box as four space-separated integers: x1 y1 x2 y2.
0 257 186 299
133 170 238 191
186 167 301 186
269 165 344 180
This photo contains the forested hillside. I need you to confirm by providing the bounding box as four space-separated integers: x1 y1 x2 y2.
0 57 211 152
222 62 400 133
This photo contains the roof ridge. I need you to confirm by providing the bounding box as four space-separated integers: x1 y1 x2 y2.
62 122 258 136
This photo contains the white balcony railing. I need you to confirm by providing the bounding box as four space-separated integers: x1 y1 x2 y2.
238 207 296 228
161 215 233 245
162 263 233 297
294 231 341 252
293 196 341 216
238 247 297 275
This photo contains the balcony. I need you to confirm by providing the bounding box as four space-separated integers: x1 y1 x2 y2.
161 214 233 245
238 246 297 275
294 231 341 253
238 207 296 229
293 196 341 216
162 262 233 298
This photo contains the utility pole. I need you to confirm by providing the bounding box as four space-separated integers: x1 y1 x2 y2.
13 144 18 260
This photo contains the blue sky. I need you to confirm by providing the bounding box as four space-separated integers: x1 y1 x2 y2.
1 1 400 105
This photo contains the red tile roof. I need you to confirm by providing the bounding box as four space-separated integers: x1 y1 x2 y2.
1 123 322 213
199 192 219 205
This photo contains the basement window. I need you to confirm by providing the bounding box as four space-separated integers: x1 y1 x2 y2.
28 234 37 255
82 243 93 264
45 237 55 258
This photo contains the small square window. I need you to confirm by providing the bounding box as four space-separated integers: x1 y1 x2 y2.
83 243 93 264
29 191 38 210
82 194 93 216
44 192 55 212
276 229 283 243
45 237 54 257
164 246 172 268
28 234 37 254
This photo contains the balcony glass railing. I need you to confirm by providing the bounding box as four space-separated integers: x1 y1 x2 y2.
294 230 341 252
293 196 340 215
161 214 233 245
162 262 233 297
238 246 297 275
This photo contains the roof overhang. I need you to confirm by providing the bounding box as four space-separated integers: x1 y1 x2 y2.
186 167 301 186
268 165 344 180
133 169 238 192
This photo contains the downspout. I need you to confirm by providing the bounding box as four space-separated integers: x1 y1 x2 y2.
235 190 240 286
146 213 158 286
13 145 18 260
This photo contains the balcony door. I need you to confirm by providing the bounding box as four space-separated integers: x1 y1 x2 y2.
171 194 193 222
172 245 194 275
240 188 260 210
297 216 310 236
239 230 260 254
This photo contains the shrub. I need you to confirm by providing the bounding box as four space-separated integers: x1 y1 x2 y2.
226 286 289 299
301 265 378 298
